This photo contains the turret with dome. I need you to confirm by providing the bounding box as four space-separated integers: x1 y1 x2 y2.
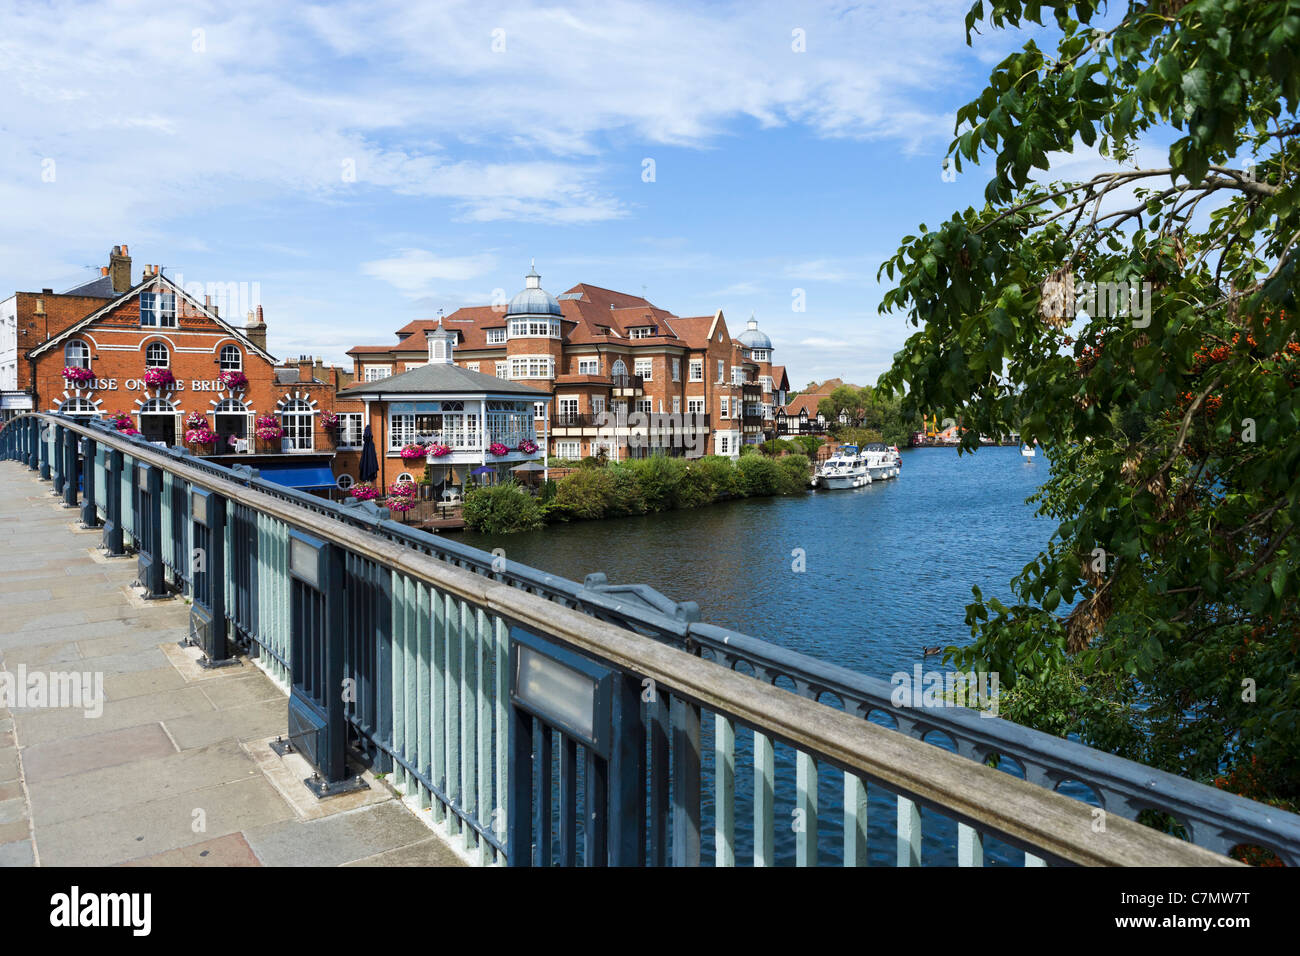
736 315 772 352
506 261 563 318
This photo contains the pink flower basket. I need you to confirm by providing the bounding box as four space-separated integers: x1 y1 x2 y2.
427 442 451 458
143 367 175 388
219 371 248 390
63 366 94 385
349 483 379 501
517 439 538 454
400 443 428 460
487 442 510 456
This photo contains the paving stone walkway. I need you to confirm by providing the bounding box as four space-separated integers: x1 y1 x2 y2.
0 461 464 867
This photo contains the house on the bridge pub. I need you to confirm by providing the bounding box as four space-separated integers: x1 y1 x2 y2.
0 244 353 495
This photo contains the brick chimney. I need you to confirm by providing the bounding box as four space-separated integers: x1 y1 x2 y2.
245 305 267 352
109 244 132 293
297 355 314 383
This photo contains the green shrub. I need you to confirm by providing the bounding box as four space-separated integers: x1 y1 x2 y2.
461 481 545 534
676 464 715 509
794 435 823 458
778 454 812 493
736 454 786 496
695 455 739 498
606 466 647 516
553 467 617 520
626 456 687 512
739 443 760 457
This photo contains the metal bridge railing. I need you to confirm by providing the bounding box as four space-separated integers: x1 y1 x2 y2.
2 411 1294 866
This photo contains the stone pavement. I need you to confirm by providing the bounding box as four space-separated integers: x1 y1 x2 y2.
0 461 464 867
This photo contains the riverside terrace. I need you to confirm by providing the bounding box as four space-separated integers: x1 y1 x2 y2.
2 412 1299 867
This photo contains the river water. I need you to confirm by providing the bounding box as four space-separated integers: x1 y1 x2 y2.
460 445 1056 864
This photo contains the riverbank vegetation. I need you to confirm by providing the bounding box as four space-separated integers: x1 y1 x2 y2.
878 0 1300 823
462 452 812 534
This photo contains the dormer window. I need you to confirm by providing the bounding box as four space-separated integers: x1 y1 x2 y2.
486 328 507 345
140 291 177 328
629 326 656 339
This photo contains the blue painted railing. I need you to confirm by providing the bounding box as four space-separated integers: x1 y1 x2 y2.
2 412 1295 866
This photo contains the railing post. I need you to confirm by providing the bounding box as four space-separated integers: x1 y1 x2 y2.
27 417 39 470
135 461 166 598
49 424 60 489
80 436 98 527
190 488 232 665
103 447 124 556
608 674 645 866
62 426 78 508
507 706 534 867
38 421 50 479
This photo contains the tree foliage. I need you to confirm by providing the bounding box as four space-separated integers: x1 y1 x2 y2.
879 0 1300 804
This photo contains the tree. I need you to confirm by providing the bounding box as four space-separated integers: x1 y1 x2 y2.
879 0 1300 808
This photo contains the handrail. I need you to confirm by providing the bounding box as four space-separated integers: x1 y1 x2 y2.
3 411 1291 864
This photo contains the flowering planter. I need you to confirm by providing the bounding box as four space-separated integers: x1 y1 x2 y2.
400 444 428 460
427 442 451 458
219 371 248 390
143 368 175 388
63 366 94 385
517 439 539 454
487 443 510 456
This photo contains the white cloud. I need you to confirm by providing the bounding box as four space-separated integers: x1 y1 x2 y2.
361 250 497 295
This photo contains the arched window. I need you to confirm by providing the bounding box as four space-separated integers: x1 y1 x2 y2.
146 342 169 368
213 397 249 450
59 397 96 416
140 397 176 414
64 340 91 369
219 345 242 371
611 358 627 378
281 398 314 451
336 474 355 491
138 397 177 445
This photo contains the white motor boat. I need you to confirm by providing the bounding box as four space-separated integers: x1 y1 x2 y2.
1021 442 1037 459
814 444 871 489
862 442 901 481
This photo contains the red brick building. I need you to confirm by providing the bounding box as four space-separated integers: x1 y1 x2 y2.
346 265 790 460
2 245 354 493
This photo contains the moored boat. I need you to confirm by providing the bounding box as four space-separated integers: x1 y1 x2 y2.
814 444 871 489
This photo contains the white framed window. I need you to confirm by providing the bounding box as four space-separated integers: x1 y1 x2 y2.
687 398 705 414
611 358 628 379
336 412 363 448
591 396 606 415
486 328 507 345
59 396 97 416
534 401 547 419
634 358 653 381
718 435 730 455
336 474 355 490
671 396 681 414
363 365 391 382
146 342 169 368
689 359 703 382
716 360 724 383
629 327 656 339
752 349 770 362
64 340 90 369
720 396 729 418
558 397 579 421
556 441 580 458
508 318 561 338
732 366 745 385
509 355 554 379
219 345 242 371
404 361 426 371
280 399 314 451
496 362 509 379
671 358 680 381
465 361 480 372
578 358 600 375
635 399 653 414
140 291 177 328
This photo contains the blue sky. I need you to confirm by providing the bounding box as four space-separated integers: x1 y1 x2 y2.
2 0 1060 387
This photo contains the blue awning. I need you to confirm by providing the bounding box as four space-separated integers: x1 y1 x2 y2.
256 462 337 489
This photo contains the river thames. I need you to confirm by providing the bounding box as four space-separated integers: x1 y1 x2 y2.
460 445 1057 865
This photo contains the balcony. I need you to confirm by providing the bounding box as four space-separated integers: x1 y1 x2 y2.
611 374 644 398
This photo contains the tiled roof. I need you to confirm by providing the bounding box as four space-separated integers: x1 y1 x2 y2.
340 361 548 397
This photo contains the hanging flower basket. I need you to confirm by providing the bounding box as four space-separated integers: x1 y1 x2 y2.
184 411 207 430
185 426 218 448
386 481 417 515
254 414 282 448
107 411 134 431
487 442 510 456
62 366 94 385
349 483 379 501
517 438 538 454
219 371 248 390
143 367 175 388
400 443 428 460
427 442 451 458
320 410 339 430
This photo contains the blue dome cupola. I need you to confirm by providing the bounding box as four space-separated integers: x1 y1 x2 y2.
736 315 772 351
506 260 563 317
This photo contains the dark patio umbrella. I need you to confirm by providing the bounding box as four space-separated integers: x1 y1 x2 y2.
469 465 495 475
359 425 379 482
